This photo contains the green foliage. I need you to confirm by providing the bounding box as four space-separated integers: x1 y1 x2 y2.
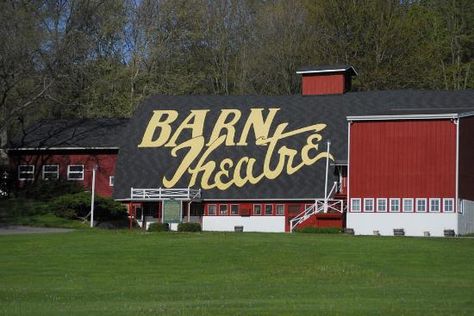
147 223 170 232
50 192 127 221
295 227 342 234
16 180 83 201
177 222 202 232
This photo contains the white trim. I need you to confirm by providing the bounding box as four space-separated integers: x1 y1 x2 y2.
457 111 474 118
42 164 59 180
67 165 84 180
264 204 273 215
200 197 324 201
389 198 400 213
416 198 427 213
402 198 414 213
275 204 285 215
376 198 387 213
109 176 114 187
18 165 34 181
253 204 262 215
429 198 441 213
351 198 361 212
347 113 458 122
455 118 459 213
230 204 239 215
347 121 351 210
443 198 455 213
208 204 217 216
363 198 374 212
219 204 228 215
296 67 358 76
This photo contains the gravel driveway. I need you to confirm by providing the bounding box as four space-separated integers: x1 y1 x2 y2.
0 225 74 235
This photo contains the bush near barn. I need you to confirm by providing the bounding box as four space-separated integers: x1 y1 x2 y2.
147 223 170 232
50 192 127 222
178 222 202 232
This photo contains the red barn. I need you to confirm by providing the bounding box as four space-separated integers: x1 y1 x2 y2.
8 119 128 197
347 111 474 236
7 66 474 236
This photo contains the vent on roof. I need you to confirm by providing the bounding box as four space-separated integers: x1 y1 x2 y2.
296 65 357 96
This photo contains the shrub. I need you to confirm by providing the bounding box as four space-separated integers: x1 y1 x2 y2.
17 180 83 201
148 223 170 232
295 227 342 234
177 222 202 232
49 192 127 222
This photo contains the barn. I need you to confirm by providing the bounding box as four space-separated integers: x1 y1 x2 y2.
7 66 474 236
7 119 128 197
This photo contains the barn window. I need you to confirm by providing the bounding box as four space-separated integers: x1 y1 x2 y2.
416 199 427 212
376 198 387 212
402 199 413 213
219 204 228 215
67 165 84 180
264 204 273 215
208 204 217 215
364 198 374 212
276 204 285 215
351 198 361 212
18 165 34 181
443 199 454 213
389 199 400 212
42 165 59 180
253 204 262 215
230 204 239 215
429 199 440 213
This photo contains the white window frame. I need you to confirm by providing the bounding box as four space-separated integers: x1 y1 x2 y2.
363 198 374 212
253 204 262 215
230 204 239 215
67 165 84 180
402 198 414 213
351 198 361 212
389 198 400 213
219 204 228 215
208 204 217 216
18 165 35 181
429 198 441 213
443 198 455 213
264 204 273 215
276 204 285 215
109 176 114 187
416 198 427 213
42 164 59 180
376 198 387 212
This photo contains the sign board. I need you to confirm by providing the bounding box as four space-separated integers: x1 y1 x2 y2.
163 200 181 223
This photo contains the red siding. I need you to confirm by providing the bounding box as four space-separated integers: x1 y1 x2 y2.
302 74 345 95
10 150 117 197
349 120 456 200
297 213 344 229
459 116 474 200
202 201 344 231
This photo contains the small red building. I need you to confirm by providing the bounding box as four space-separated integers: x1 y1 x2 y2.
8 119 128 197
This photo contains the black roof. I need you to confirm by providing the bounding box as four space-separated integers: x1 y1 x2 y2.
9 118 129 149
113 90 474 200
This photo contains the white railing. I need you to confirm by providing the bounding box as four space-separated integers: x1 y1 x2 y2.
289 199 344 232
131 187 201 200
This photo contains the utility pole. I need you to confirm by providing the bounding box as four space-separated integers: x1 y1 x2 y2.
324 140 331 213
90 165 97 228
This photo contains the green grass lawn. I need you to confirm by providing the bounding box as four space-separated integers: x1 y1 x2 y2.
0 231 473 315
